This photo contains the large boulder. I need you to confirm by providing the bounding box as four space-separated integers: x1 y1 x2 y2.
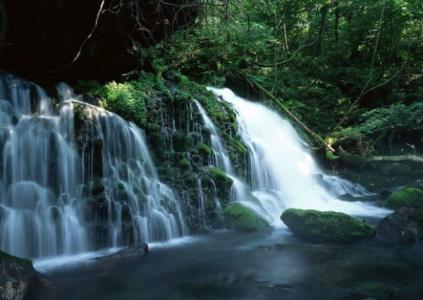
281 208 375 243
0 251 48 300
384 187 423 210
0 0 197 80
224 203 269 232
376 207 423 244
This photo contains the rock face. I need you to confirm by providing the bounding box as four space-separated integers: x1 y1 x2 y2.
0 0 197 80
224 203 269 232
281 208 375 243
376 207 423 244
384 187 423 210
0 251 47 300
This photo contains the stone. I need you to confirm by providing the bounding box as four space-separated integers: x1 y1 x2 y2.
0 251 48 300
376 207 423 244
281 208 375 243
384 187 423 210
224 203 269 232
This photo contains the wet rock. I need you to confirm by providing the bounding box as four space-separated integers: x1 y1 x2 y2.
376 207 423 244
281 208 375 243
351 282 400 300
224 203 269 232
0 251 48 300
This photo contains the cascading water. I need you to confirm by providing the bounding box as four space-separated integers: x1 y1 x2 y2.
208 88 389 225
194 100 271 223
0 75 88 258
193 100 248 202
0 74 185 259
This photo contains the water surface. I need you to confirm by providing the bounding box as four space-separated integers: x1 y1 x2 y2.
38 230 423 300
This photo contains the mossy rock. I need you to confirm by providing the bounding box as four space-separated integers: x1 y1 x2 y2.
224 203 269 232
281 208 375 243
197 143 212 158
179 158 191 170
385 187 423 209
208 167 233 191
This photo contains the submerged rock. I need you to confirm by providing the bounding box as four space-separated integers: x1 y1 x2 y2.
376 207 423 244
384 187 423 210
224 203 269 232
96 243 148 264
0 251 48 300
281 208 375 243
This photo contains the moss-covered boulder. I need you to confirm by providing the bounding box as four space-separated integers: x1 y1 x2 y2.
224 203 269 232
281 208 375 243
385 187 423 210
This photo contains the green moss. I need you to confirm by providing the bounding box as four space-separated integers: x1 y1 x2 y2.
385 187 423 209
281 208 375 243
224 203 269 232
179 158 191 170
208 167 233 190
197 143 212 157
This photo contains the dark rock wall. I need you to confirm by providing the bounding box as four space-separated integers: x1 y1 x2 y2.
0 0 198 80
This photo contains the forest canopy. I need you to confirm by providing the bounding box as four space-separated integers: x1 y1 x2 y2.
142 0 422 155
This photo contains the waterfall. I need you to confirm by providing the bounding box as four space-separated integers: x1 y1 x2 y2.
194 100 274 223
194 100 248 197
0 74 185 259
208 88 389 225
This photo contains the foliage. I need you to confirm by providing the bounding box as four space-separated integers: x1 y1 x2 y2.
281 208 375 243
141 0 422 152
76 72 169 128
338 102 423 138
224 203 269 232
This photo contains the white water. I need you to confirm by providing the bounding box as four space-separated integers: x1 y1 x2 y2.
0 74 185 259
194 100 249 204
209 87 390 224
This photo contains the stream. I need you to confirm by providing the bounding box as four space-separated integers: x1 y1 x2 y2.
37 229 423 300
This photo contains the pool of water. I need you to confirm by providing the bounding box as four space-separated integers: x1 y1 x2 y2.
36 229 423 300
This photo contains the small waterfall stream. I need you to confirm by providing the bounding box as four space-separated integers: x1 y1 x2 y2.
0 74 185 259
